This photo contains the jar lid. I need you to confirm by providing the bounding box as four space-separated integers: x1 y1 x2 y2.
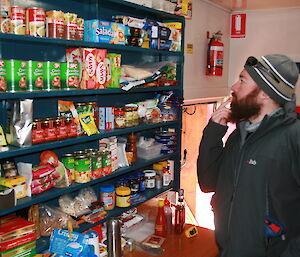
153 163 163 171
143 170 156 177
116 186 131 195
100 184 115 193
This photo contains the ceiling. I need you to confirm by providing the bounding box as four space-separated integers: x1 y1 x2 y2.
207 0 300 11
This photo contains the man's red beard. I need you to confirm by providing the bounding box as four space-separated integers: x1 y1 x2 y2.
228 87 262 123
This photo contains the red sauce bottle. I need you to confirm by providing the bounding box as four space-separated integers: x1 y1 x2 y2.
155 199 167 237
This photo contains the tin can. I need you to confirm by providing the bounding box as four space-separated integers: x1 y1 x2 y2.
44 61 61 91
9 6 26 35
74 155 91 183
63 12 77 40
0 16 11 33
26 7 45 37
76 17 84 40
0 60 7 92
27 60 44 91
61 153 75 181
46 10 64 39
60 62 80 90
90 151 102 179
0 0 10 17
74 150 85 156
100 150 112 176
5 59 27 92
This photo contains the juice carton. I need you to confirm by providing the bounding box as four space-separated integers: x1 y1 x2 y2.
106 53 121 88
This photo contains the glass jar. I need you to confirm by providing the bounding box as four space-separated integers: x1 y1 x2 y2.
137 173 146 192
32 118 44 144
144 170 156 189
128 175 139 194
115 178 130 189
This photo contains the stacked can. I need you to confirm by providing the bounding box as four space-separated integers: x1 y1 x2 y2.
0 0 11 34
99 137 118 172
155 131 177 154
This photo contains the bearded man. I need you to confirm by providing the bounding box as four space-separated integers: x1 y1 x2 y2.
197 54 300 257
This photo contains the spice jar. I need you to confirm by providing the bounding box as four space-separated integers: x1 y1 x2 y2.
32 118 44 144
100 184 115 210
116 186 131 208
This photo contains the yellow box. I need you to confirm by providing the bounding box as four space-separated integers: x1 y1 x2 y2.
0 176 27 199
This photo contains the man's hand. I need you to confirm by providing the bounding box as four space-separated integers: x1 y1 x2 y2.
211 97 232 126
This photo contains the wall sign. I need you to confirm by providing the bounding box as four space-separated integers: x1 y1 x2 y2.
231 13 246 38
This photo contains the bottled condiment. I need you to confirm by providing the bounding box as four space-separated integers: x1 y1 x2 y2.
128 133 137 163
164 198 173 234
32 118 43 144
155 199 167 237
175 189 185 234
128 175 139 194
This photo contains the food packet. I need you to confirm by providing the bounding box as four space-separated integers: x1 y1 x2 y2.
39 204 77 237
59 194 76 216
76 104 99 136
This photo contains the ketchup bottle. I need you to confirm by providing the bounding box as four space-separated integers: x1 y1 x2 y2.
155 199 167 237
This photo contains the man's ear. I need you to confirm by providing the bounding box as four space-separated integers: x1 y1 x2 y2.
259 90 271 101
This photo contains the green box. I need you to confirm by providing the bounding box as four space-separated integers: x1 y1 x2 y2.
106 53 121 88
61 62 80 90
44 61 61 91
0 241 36 257
5 59 27 92
27 60 44 91
0 60 7 92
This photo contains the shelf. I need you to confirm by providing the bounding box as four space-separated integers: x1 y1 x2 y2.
0 153 175 217
36 184 172 253
0 120 178 158
106 0 185 21
0 86 179 100
0 33 183 56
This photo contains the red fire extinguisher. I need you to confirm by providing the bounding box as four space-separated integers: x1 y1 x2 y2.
206 31 224 76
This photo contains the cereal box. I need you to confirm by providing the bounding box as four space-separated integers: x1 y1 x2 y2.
95 49 107 89
106 53 121 88
87 20 125 45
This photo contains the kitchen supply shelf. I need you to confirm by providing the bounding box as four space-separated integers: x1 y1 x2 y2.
0 153 175 217
36 184 172 253
0 120 178 158
0 86 179 100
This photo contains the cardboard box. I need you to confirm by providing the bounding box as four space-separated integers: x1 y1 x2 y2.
106 53 121 88
0 186 15 211
0 176 27 199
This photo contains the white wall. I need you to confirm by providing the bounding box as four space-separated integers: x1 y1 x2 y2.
228 7 300 104
183 1 231 103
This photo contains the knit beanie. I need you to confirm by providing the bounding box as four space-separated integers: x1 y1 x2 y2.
244 54 299 107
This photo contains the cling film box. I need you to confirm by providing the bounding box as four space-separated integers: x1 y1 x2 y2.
60 62 80 90
106 53 121 88
27 60 44 91
85 20 125 45
44 61 61 91
5 60 27 92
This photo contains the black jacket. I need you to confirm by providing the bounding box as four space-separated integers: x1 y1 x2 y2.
197 112 300 257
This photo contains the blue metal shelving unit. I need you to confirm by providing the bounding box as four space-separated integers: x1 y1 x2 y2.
0 0 184 253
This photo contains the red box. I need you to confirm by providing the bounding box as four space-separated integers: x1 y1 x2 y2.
0 231 36 252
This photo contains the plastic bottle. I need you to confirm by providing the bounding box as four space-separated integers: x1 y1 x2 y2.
164 197 173 234
175 189 185 234
155 199 167 237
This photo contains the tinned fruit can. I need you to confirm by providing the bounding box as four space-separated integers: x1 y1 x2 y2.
0 16 11 33
76 17 84 40
60 62 80 90
62 153 75 181
26 7 45 37
90 151 102 179
27 60 44 91
0 60 7 92
44 61 61 90
74 155 91 183
46 10 64 39
63 12 77 40
5 59 27 92
9 6 26 35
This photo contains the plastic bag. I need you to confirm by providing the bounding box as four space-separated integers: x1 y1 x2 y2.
39 204 77 237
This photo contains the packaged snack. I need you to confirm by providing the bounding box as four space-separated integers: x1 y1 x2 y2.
32 165 56 180
77 104 99 136
106 53 121 88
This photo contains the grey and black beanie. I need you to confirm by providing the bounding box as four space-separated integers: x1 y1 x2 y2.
244 54 299 107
